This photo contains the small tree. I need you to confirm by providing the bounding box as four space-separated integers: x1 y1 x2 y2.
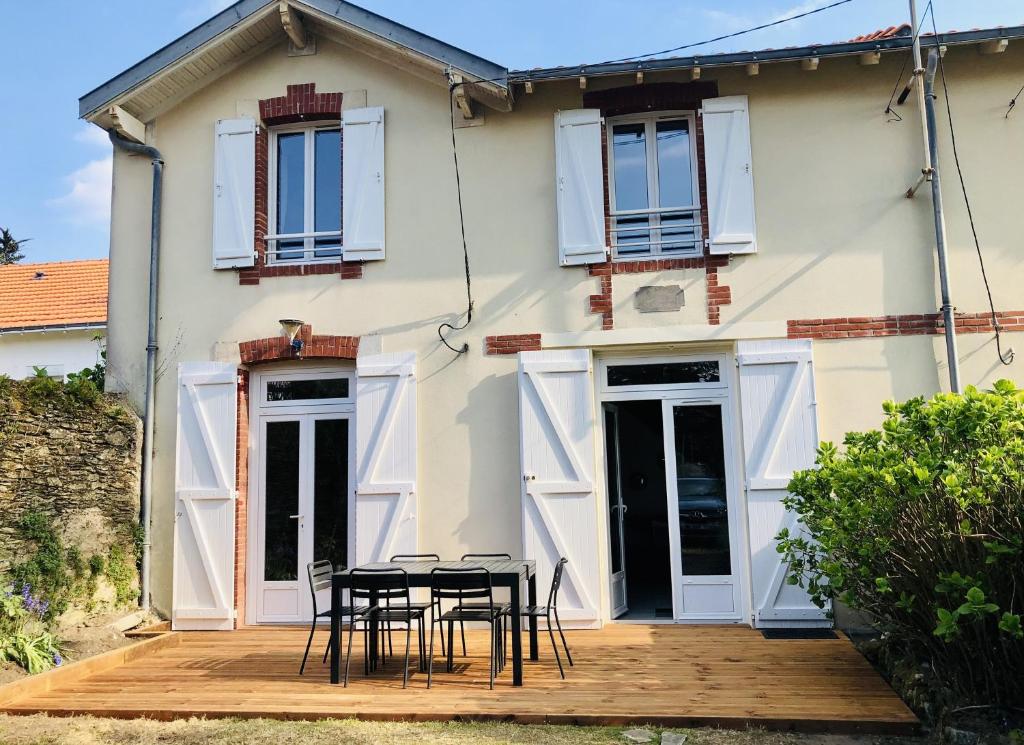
777 381 1023 708
0 228 29 264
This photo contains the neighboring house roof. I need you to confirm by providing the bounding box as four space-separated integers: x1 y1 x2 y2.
848 24 912 43
0 260 108 333
79 0 508 121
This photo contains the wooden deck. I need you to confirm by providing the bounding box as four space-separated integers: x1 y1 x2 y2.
0 624 917 733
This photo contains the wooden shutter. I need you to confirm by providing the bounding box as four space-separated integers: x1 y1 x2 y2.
342 106 385 262
518 349 600 625
212 118 256 268
172 362 238 630
703 96 757 255
554 109 608 266
354 351 416 564
737 340 830 627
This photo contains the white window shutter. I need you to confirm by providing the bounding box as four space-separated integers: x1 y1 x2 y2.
703 96 757 255
737 340 830 627
343 106 385 262
355 351 416 563
172 362 238 631
518 349 600 625
555 109 608 266
212 118 256 268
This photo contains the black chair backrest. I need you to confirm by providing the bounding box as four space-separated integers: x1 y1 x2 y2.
430 567 494 603
390 553 441 562
547 557 568 609
460 553 512 561
349 566 411 602
307 560 334 615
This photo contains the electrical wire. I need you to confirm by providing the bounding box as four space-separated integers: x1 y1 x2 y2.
883 0 932 121
1006 81 1024 118
437 77 474 356
883 53 909 121
597 0 855 65
927 7 1013 365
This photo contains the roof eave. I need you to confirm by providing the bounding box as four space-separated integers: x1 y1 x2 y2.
79 0 509 121
509 26 1024 83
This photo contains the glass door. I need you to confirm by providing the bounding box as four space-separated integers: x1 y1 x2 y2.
603 404 628 618
662 397 743 621
257 413 351 623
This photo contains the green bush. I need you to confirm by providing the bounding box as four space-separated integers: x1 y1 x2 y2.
777 380 1024 709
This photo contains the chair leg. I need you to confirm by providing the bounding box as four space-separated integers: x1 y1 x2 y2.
402 617 412 689
488 621 495 690
427 617 436 688
299 616 317 675
460 618 467 656
344 618 357 687
436 599 446 656
447 620 455 672
547 612 565 679
322 624 332 664
554 608 573 666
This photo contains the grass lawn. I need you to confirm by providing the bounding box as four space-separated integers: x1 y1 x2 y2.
0 715 922 744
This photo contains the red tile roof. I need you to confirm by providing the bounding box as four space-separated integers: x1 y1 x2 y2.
848 24 912 43
0 259 108 331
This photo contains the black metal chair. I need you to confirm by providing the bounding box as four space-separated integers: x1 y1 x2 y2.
386 554 447 657
456 553 514 661
427 567 504 690
521 557 574 679
299 560 368 675
345 567 425 688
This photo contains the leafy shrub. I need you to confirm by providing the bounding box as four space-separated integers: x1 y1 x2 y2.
0 585 63 674
777 380 1024 708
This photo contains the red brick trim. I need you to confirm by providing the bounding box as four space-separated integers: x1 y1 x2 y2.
239 325 360 364
485 334 542 355
234 368 250 627
788 310 1024 339
584 84 731 328
240 84 363 285
259 83 342 126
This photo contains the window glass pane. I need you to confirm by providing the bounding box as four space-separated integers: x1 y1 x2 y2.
656 119 693 208
607 361 720 387
314 129 341 258
264 420 300 581
612 123 649 211
275 132 305 260
314 419 348 569
266 377 349 402
672 405 731 576
604 408 623 575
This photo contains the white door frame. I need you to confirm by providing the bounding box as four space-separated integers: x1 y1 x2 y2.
246 364 356 625
595 351 750 625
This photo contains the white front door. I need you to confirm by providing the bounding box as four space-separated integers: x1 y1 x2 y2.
252 369 355 624
662 393 744 621
603 404 629 619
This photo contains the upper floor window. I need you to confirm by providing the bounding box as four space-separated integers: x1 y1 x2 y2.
268 125 341 264
607 112 701 259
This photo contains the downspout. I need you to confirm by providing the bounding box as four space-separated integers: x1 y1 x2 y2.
922 50 962 393
108 129 164 611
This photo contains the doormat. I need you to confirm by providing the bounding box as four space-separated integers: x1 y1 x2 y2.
761 628 838 640
655 608 673 619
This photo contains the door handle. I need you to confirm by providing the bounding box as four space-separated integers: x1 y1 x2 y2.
289 514 303 520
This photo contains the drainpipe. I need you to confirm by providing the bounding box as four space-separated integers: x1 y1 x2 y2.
922 50 962 393
108 129 164 611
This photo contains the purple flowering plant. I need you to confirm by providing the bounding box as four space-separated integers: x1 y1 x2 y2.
1 583 64 674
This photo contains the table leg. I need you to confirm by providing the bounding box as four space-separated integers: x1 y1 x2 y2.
330 579 341 684
368 590 379 672
510 578 523 686
528 572 539 661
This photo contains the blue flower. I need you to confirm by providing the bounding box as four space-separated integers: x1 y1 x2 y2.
53 654 62 667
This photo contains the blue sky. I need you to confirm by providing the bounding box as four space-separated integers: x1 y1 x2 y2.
1 0 1021 264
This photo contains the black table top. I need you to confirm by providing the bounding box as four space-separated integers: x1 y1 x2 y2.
333 559 535 581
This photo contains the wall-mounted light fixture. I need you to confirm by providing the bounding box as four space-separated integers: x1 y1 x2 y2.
279 318 305 357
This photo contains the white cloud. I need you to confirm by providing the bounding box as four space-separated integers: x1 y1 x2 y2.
74 125 112 149
50 157 113 226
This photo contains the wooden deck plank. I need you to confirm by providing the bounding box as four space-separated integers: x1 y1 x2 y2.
0 625 917 734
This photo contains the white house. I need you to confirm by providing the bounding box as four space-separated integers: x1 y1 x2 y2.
0 260 107 380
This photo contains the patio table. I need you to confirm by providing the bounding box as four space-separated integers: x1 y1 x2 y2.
331 559 538 686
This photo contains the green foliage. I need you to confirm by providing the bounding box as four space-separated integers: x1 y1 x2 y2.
0 586 62 674
8 511 138 619
777 380 1024 708
0 227 29 264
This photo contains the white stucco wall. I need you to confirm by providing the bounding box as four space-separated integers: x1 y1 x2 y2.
102 34 1024 619
0 330 103 380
